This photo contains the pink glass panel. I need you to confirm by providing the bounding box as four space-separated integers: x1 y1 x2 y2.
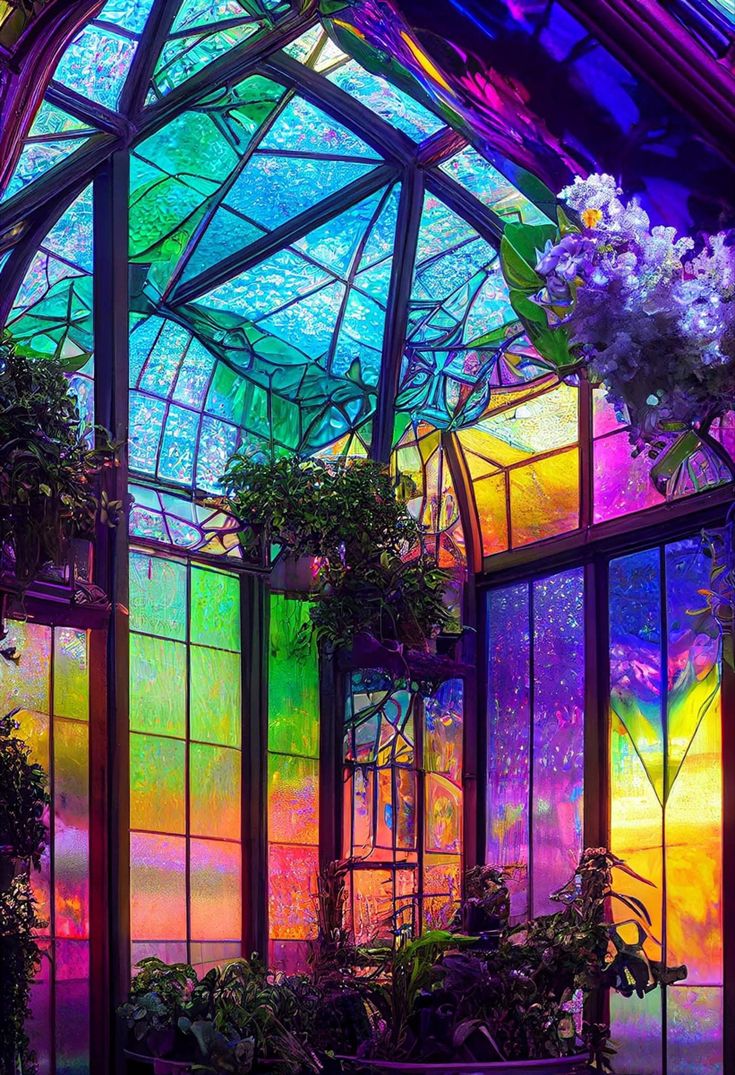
130 832 187 940
189 838 242 941
267 843 318 940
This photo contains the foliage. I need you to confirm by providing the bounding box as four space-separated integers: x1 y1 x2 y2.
0 709 48 865
118 957 198 1053
698 507 735 670
357 849 685 1069
0 335 119 585
500 174 735 466
0 876 47 1075
222 455 453 649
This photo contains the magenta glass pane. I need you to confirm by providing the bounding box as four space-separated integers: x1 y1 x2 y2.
53 719 89 940
486 583 530 917
268 843 318 940
269 939 310 975
531 568 584 915
55 940 90 1075
594 430 664 521
189 838 241 942
667 987 723 1075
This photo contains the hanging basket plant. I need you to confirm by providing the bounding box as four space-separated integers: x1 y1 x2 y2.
0 334 119 594
499 173 735 492
222 454 454 651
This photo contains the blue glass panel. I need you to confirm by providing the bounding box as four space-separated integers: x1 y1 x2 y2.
139 322 193 396
224 155 377 230
179 209 265 285
97 0 156 33
327 60 443 142
52 26 137 109
2 102 93 204
260 281 346 360
195 417 239 490
294 189 386 275
129 393 165 475
259 96 381 159
205 250 331 318
159 405 200 485
173 340 216 408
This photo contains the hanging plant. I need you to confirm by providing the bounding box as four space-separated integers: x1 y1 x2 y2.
500 173 735 489
222 454 454 651
0 709 48 869
0 334 120 590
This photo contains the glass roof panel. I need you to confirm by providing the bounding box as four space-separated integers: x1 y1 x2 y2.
147 0 294 102
1 100 97 205
440 147 552 226
326 59 444 142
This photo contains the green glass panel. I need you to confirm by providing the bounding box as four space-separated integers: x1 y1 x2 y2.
190 743 241 840
190 646 242 747
129 552 188 641
53 628 89 721
268 595 319 758
129 634 186 737
130 733 185 834
190 566 240 651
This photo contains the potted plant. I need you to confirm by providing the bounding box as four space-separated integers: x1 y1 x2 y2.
222 455 454 652
0 334 119 596
337 848 684 1074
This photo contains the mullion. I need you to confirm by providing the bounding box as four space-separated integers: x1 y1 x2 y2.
49 629 58 1075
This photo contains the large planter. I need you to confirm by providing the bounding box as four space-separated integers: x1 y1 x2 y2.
340 1057 589 1075
270 552 320 595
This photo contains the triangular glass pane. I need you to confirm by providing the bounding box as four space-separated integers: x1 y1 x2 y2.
52 24 138 110
96 0 157 34
2 99 94 202
293 188 386 275
326 59 444 142
259 96 381 159
224 155 377 229
148 0 292 101
441 146 551 226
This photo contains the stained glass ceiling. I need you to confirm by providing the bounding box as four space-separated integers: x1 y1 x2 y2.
4 1 730 572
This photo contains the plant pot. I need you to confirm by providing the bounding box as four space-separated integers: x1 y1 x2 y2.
0 852 24 892
270 553 320 595
339 1056 589 1074
153 1060 193 1075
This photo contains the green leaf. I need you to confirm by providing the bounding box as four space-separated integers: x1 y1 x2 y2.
509 288 547 326
557 203 580 237
500 222 558 291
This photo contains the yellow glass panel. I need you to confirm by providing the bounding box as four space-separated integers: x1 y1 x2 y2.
509 448 579 547
473 472 508 556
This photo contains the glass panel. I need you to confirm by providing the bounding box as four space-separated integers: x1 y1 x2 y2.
53 720 89 940
667 987 723 1075
531 569 584 915
129 634 187 737
190 566 240 651
130 833 187 941
190 743 241 840
53 628 89 721
486 583 530 916
130 734 186 834
189 839 242 941
268 596 319 757
129 552 188 640
268 843 318 941
268 753 319 845
190 647 242 747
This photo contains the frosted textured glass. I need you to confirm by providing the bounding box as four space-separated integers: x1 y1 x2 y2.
268 843 318 940
268 753 318 845
190 743 241 840
129 551 187 640
190 566 240 651
486 583 530 917
53 720 89 940
129 634 187 737
0 621 51 714
189 839 241 941
531 569 584 915
130 734 185 834
268 595 319 757
53 629 89 721
130 833 187 940
190 646 242 747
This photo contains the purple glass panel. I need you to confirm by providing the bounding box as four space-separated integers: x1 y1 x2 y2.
531 568 584 915
667 987 723 1075
486 583 530 917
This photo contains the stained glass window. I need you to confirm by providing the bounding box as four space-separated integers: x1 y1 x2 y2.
485 567 585 918
128 549 243 968
0 621 92 1073
343 672 463 939
267 594 320 972
608 538 723 1073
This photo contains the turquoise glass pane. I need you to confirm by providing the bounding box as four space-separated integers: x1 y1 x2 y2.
159 405 200 485
327 60 443 142
129 392 165 474
97 0 156 33
129 552 188 641
52 25 137 109
259 96 381 158
2 101 93 203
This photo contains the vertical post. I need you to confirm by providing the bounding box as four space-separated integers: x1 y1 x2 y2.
579 374 594 533
242 574 269 958
318 645 342 870
584 554 609 851
92 147 129 1073
722 654 735 1075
